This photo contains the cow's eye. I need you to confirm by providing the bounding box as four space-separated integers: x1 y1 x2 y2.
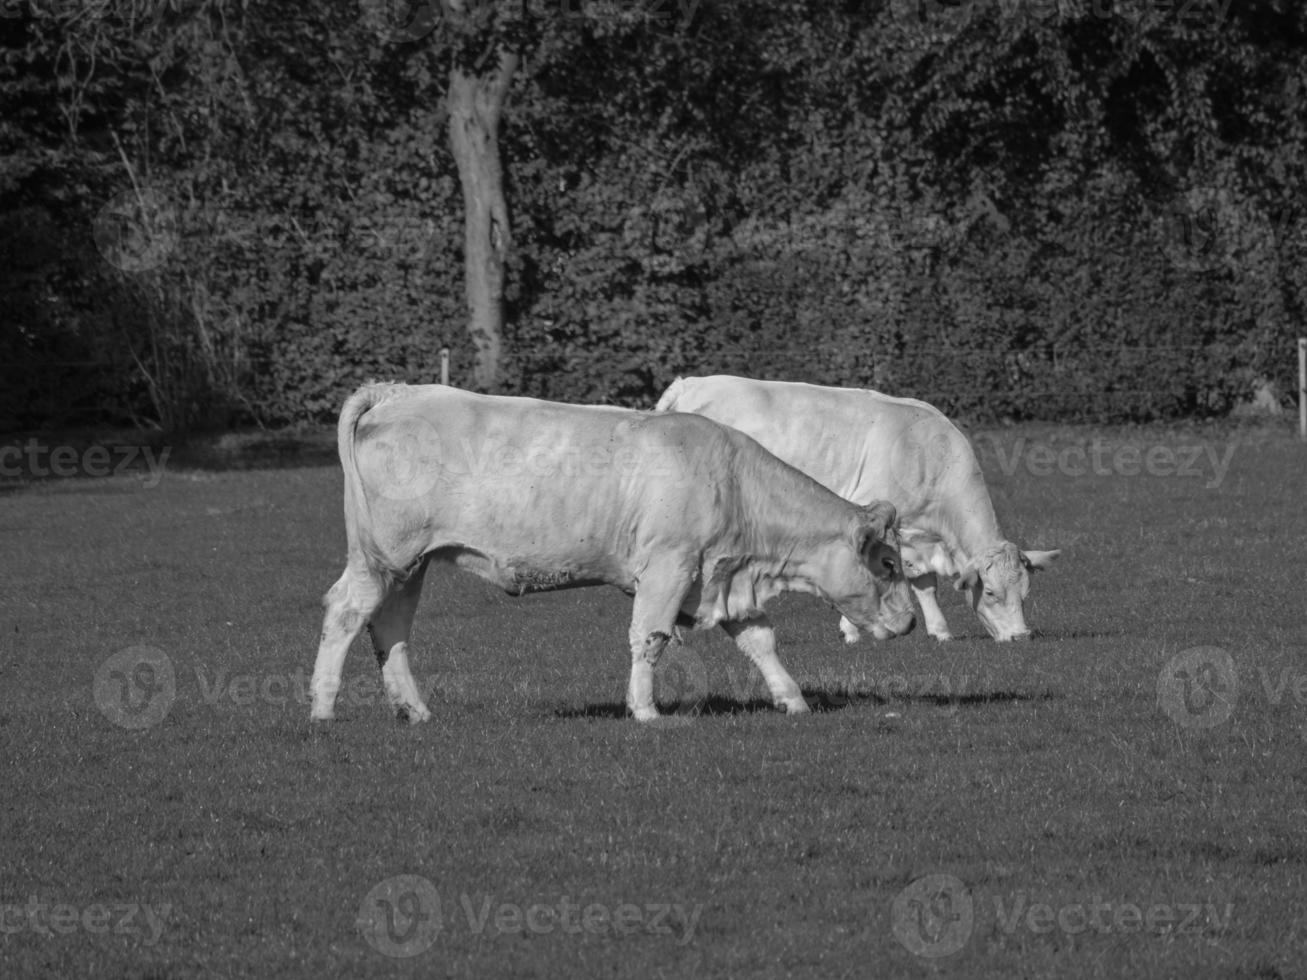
882 558 897 575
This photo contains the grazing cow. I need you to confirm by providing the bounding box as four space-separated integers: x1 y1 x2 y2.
310 383 915 724
656 375 1059 642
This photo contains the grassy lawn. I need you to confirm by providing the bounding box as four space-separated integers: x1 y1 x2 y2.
1 422 1304 978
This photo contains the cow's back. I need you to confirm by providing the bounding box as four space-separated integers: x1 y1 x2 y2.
657 375 984 526
350 385 749 587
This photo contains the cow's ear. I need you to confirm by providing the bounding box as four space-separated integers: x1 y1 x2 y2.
860 500 897 539
953 564 980 591
855 524 881 566
1020 549 1061 572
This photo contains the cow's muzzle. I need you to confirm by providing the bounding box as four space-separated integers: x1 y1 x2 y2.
870 611 916 641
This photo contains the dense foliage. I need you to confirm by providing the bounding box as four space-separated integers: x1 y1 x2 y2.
2 0 1304 430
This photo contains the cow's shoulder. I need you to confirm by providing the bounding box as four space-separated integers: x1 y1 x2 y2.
624 408 736 453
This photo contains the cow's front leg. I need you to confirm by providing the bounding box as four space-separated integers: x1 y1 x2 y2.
627 627 672 722
626 569 692 722
911 572 953 641
722 616 808 715
838 615 861 644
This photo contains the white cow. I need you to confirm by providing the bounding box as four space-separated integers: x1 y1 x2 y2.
656 375 1059 642
310 383 916 724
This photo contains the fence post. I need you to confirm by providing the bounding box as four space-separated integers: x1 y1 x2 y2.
440 347 450 387
1299 337 1306 440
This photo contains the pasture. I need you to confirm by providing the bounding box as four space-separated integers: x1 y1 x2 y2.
1 421 1304 978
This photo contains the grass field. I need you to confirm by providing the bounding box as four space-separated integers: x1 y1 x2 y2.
1 421 1305 978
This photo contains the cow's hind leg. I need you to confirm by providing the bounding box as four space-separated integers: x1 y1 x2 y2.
370 559 432 724
911 572 953 641
626 569 693 722
722 616 808 715
311 559 388 720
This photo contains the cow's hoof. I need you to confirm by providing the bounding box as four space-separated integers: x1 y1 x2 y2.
631 706 661 723
929 632 953 642
309 708 335 722
395 704 432 724
778 696 811 716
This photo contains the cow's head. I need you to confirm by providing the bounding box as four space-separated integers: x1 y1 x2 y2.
953 542 1059 641
825 501 916 640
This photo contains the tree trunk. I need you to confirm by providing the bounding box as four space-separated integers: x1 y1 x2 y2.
447 49 517 391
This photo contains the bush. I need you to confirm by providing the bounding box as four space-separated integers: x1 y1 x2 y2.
3 1 1304 430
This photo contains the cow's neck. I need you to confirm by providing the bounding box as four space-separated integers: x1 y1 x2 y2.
740 522 846 584
731 457 858 590
921 491 1007 571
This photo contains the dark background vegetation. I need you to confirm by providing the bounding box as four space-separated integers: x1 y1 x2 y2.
2 0 1305 432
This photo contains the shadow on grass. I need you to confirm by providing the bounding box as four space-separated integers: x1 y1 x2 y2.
557 687 1051 720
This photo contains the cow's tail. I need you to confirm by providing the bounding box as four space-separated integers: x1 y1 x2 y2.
337 382 404 581
653 376 686 413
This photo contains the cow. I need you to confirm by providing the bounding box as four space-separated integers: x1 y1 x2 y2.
655 376 1059 642
310 383 916 724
